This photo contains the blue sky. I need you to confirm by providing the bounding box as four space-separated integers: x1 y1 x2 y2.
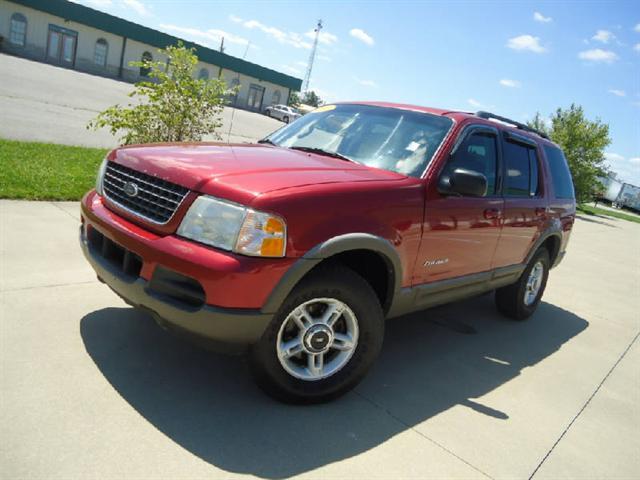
77 0 639 184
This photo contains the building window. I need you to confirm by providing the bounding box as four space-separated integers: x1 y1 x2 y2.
9 13 27 47
198 68 209 80
272 90 281 105
140 51 152 77
94 38 108 67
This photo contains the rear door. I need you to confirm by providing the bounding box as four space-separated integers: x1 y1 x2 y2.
492 132 547 268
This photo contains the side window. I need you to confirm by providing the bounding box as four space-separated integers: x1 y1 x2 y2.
444 130 498 195
543 145 575 199
198 68 209 80
10 13 27 47
272 90 281 105
503 138 538 197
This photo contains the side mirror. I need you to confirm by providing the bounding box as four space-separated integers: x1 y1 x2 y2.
439 168 488 197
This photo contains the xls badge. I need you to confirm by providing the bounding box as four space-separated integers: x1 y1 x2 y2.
424 258 449 267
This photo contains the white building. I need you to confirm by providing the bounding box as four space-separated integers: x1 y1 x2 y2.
0 0 302 111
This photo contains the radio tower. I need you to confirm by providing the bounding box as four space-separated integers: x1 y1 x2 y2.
303 20 322 93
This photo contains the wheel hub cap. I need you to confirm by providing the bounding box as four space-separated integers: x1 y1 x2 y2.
524 261 544 306
303 325 333 353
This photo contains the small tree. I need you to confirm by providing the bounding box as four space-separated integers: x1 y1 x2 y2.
302 90 323 107
528 104 610 204
88 43 234 144
288 91 301 107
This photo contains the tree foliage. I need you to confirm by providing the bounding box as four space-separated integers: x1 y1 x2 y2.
528 104 610 203
288 91 301 107
88 43 234 144
301 90 323 107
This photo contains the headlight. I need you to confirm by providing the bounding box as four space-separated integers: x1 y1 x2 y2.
95 158 108 196
177 196 287 258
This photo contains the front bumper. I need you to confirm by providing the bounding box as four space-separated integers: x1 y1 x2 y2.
80 191 279 352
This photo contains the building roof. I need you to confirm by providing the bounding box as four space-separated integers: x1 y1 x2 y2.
8 0 302 91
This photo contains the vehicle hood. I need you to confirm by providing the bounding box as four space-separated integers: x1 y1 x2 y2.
112 143 405 204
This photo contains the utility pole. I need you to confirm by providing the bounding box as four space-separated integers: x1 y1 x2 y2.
303 19 322 93
219 37 225 54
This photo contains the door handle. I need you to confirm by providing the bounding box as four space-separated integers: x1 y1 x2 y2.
484 208 501 219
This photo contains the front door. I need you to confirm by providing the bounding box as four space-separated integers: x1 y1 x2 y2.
416 125 504 284
247 84 265 111
46 25 77 67
491 132 548 268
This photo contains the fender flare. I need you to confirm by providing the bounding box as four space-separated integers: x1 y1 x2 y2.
261 233 403 314
525 221 563 266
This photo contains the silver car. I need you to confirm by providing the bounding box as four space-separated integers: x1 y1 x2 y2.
265 104 301 123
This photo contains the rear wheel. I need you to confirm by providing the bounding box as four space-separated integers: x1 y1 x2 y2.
283 116 289 124
495 248 550 320
249 265 384 403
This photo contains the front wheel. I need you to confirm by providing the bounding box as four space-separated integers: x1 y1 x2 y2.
495 248 550 320
249 265 384 403
283 116 289 124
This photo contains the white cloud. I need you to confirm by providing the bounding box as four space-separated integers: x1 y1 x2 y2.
282 65 302 75
592 30 614 43
578 48 618 63
499 78 521 88
533 12 552 23
349 28 375 46
635 23 640 32
604 153 640 184
634 43 640 52
605 152 625 162
354 77 377 87
305 30 338 45
122 0 149 16
608 89 626 97
317 54 332 62
467 98 484 108
507 35 546 53
229 14 243 23
240 19 315 49
159 24 249 47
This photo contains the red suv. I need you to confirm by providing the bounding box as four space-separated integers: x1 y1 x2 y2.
80 103 575 403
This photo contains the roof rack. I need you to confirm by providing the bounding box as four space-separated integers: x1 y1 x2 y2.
474 111 549 140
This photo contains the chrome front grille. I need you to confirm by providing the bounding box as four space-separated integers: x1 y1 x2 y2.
103 162 189 224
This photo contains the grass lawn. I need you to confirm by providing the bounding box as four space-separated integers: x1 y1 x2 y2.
0 139 108 200
577 204 640 224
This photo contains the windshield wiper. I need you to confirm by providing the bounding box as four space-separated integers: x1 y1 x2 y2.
257 138 276 145
289 146 357 163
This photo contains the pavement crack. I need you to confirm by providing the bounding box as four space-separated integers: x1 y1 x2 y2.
49 202 80 222
1 280 97 293
528 330 640 479
353 390 495 479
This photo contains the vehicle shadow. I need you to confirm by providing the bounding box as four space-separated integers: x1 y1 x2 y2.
80 295 587 478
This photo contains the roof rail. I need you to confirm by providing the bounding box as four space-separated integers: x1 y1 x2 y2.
474 111 549 140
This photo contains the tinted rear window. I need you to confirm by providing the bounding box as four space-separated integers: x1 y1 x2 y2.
543 145 575 199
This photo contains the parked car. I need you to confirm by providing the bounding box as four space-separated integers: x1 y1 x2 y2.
81 102 576 403
265 104 300 123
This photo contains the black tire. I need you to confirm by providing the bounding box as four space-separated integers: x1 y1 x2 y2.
249 265 384 404
283 116 289 124
266 110 271 117
495 248 550 320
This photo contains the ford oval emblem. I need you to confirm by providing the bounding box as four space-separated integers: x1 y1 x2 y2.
123 181 139 197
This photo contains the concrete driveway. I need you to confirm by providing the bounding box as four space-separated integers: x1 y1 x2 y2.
0 53 284 147
1 200 638 479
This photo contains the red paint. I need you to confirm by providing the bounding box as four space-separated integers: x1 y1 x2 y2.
81 103 575 310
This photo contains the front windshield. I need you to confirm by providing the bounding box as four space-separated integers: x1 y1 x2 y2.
265 104 453 177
